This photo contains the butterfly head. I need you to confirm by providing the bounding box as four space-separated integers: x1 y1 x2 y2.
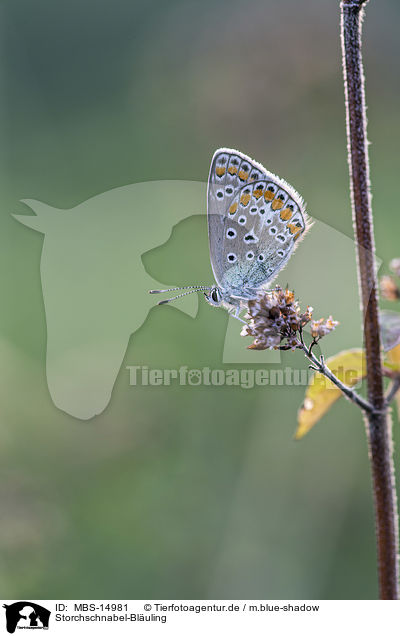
204 286 223 307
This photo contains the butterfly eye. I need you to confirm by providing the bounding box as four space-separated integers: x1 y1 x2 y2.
211 289 220 302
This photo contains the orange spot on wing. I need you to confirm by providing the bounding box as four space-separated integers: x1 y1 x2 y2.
272 198 284 211
228 165 238 175
253 188 264 199
216 166 226 177
240 192 251 206
229 202 238 215
287 222 301 234
264 189 275 201
280 207 293 221
238 170 249 181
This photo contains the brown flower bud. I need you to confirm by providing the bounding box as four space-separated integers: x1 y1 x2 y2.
310 316 339 339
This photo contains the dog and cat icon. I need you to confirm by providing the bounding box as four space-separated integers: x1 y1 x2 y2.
2 602 50 633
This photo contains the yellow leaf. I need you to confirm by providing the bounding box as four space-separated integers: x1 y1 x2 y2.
382 360 400 372
387 344 400 418
296 349 366 440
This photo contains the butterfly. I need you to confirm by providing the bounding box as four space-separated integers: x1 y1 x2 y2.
150 148 311 321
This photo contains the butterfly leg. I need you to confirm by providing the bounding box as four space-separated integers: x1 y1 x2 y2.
228 305 247 324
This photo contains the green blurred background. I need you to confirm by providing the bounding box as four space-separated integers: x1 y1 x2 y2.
2 0 400 599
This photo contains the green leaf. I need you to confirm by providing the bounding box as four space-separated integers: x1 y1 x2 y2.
380 310 400 352
296 349 366 440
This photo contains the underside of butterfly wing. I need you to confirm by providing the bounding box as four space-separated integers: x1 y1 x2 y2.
207 148 311 298
207 148 270 287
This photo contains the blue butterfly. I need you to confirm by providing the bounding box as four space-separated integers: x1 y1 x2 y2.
151 148 310 321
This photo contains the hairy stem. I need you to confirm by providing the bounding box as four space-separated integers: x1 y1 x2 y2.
341 0 399 598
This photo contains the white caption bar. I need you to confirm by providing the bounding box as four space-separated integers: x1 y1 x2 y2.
1 599 399 635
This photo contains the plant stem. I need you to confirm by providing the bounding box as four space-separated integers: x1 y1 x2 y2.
341 0 399 598
298 341 374 414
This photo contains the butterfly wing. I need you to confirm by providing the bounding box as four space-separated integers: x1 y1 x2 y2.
207 148 268 288
207 148 310 298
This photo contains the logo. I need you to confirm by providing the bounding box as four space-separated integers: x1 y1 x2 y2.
2 602 50 633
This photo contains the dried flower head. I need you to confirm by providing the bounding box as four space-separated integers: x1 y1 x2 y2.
310 316 339 339
241 286 335 351
380 275 400 301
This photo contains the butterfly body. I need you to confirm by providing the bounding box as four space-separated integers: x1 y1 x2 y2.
150 148 311 317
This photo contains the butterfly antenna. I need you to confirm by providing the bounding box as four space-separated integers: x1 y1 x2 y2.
149 285 211 294
154 288 209 306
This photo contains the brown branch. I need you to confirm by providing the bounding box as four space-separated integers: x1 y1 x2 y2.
299 343 374 414
297 329 375 413
341 0 399 598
